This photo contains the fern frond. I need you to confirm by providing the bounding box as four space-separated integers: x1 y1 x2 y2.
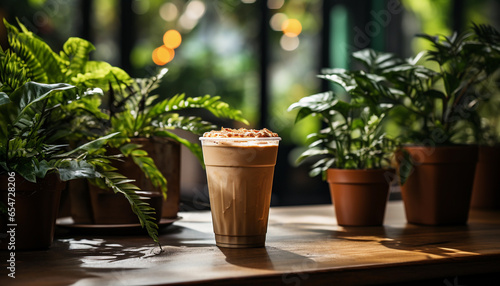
4 19 63 83
472 23 500 47
158 94 248 125
60 37 96 79
153 114 216 135
0 49 31 93
94 167 160 244
120 143 168 197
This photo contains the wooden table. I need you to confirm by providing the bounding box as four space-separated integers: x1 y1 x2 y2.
1 201 500 285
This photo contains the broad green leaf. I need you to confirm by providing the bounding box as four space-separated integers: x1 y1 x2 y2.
60 37 95 78
0 92 10 105
5 19 63 83
56 132 120 157
56 159 98 181
8 82 75 119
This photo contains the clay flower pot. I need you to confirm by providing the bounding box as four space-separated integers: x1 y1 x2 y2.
0 173 66 250
69 136 181 223
113 137 181 219
327 168 393 226
471 145 500 209
88 188 163 224
398 145 478 225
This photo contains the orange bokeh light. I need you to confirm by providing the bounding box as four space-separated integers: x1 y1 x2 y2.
152 45 175 66
163 29 182 49
282 19 302 37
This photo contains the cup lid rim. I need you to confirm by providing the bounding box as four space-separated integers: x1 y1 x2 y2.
199 137 281 141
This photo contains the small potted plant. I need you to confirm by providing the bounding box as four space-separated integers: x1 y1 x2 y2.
0 81 159 250
391 24 500 225
288 51 397 226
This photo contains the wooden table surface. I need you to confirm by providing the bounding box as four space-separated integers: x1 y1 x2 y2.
1 201 500 286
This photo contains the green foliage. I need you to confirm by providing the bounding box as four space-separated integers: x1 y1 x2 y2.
0 19 247 239
2 19 132 91
108 68 248 178
0 80 160 244
289 53 397 178
402 24 500 144
1 18 132 144
326 25 500 147
89 167 159 243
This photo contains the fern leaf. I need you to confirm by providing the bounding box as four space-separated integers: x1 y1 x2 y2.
4 19 63 83
154 114 216 135
0 49 31 93
94 166 160 244
60 37 96 79
161 93 248 125
119 143 168 197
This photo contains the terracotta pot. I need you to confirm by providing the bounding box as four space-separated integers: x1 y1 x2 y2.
68 179 94 223
327 168 393 226
88 187 163 224
398 145 478 225
69 136 181 223
471 145 500 209
0 173 66 250
115 137 181 219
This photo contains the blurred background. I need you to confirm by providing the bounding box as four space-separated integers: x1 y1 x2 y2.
1 0 499 210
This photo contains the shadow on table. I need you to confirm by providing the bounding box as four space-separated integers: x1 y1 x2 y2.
219 246 317 272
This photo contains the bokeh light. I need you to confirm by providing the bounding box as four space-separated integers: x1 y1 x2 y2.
159 2 178 22
152 45 175 66
280 34 300 51
186 0 206 20
163 30 182 49
267 0 284 9
270 13 287 31
282 18 302 37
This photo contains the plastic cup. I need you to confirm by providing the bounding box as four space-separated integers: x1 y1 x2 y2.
200 137 281 248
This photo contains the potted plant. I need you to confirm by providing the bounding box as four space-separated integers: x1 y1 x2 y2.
90 68 248 222
391 24 500 225
1 19 249 223
1 18 137 223
0 81 159 250
288 51 397 226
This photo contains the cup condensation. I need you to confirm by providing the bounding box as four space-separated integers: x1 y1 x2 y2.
200 137 280 248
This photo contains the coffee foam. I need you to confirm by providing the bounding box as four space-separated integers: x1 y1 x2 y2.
203 127 279 138
200 138 280 147
201 128 280 147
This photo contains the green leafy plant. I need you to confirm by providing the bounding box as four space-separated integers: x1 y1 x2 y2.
288 50 398 178
388 24 500 145
1 19 249 199
1 18 131 144
0 81 160 243
0 18 163 243
467 24 500 146
102 68 249 195
350 25 500 184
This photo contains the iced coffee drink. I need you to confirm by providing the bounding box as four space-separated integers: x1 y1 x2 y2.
200 128 280 248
